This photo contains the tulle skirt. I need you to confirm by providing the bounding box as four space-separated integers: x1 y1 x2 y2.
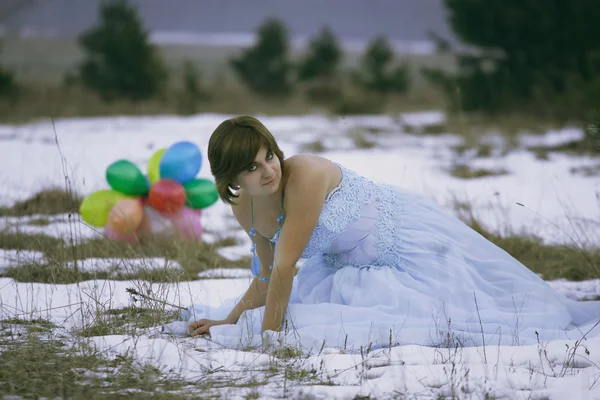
169 186 600 353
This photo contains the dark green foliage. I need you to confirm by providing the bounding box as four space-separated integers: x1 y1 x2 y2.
297 26 344 102
352 35 410 95
585 109 600 152
229 18 294 98
425 0 600 119
177 59 210 114
297 26 342 82
76 0 168 101
0 63 16 97
0 41 17 98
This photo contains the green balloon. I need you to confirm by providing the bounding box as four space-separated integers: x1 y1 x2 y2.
184 178 219 209
106 160 149 196
79 189 131 227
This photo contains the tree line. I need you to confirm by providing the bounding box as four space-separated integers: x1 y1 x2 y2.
0 0 598 123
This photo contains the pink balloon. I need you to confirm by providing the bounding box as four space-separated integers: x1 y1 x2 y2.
135 207 154 236
171 207 203 240
104 224 137 244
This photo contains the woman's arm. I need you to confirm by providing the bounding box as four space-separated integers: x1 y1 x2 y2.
224 232 274 324
261 165 331 333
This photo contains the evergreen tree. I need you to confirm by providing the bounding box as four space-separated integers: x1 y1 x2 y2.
0 63 15 98
425 0 600 116
229 18 294 97
353 35 410 95
296 26 344 102
76 0 167 101
297 26 342 82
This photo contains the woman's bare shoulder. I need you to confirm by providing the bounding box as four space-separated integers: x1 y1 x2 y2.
284 154 340 192
285 153 337 173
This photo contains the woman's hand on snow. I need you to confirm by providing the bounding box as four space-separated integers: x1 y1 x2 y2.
188 319 230 336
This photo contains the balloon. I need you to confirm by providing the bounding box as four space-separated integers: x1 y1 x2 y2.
147 148 167 184
148 179 187 214
135 206 154 236
79 189 132 227
159 141 202 184
171 207 203 240
104 224 137 245
142 206 174 234
106 198 144 234
183 178 219 209
106 160 149 196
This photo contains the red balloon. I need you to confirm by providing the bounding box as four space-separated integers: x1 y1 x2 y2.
148 179 186 214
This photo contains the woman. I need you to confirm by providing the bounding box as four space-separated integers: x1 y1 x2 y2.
186 115 600 352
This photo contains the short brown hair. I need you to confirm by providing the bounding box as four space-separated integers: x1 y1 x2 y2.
208 116 285 205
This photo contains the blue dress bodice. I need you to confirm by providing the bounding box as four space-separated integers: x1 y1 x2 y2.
271 164 402 270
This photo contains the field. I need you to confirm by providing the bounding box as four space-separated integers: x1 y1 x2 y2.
0 35 457 124
0 105 599 398
0 29 599 399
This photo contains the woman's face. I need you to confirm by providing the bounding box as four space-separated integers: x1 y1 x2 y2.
235 146 282 197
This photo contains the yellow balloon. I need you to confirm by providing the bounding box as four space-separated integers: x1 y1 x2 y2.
147 148 167 184
79 189 132 227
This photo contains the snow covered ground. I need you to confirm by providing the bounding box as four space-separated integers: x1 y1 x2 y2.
1 111 599 398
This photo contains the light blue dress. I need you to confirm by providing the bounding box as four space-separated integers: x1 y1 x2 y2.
171 164 600 352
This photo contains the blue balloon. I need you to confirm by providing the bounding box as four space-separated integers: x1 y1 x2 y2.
159 141 202 184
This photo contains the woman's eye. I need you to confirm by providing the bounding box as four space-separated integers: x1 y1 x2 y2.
248 165 257 172
266 152 274 160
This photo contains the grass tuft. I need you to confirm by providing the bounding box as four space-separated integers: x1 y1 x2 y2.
449 164 509 179
0 228 247 283
0 188 82 217
0 334 190 399
79 306 180 338
463 215 600 281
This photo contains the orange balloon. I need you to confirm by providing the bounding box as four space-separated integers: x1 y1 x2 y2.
106 198 144 235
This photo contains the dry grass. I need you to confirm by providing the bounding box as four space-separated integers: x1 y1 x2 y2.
449 164 510 179
0 230 247 284
458 211 600 282
0 35 452 124
570 164 600 177
0 188 81 217
528 138 600 158
0 331 192 399
0 81 447 124
0 189 248 284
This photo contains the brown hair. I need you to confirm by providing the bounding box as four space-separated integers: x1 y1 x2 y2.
207 115 285 205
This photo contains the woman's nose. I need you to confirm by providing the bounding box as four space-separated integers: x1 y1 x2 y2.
262 165 274 176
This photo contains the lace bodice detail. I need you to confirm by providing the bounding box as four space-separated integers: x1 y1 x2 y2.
271 164 403 270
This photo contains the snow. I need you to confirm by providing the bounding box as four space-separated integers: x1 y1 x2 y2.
0 111 599 398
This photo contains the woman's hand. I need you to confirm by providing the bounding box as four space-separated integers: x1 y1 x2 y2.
188 318 231 336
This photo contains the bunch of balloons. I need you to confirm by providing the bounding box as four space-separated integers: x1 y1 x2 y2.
79 141 218 243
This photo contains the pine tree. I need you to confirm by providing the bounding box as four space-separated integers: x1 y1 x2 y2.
296 26 344 102
353 35 409 95
229 18 294 97
425 0 600 116
297 26 342 82
76 0 167 101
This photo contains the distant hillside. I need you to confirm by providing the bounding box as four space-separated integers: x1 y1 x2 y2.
3 0 455 45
